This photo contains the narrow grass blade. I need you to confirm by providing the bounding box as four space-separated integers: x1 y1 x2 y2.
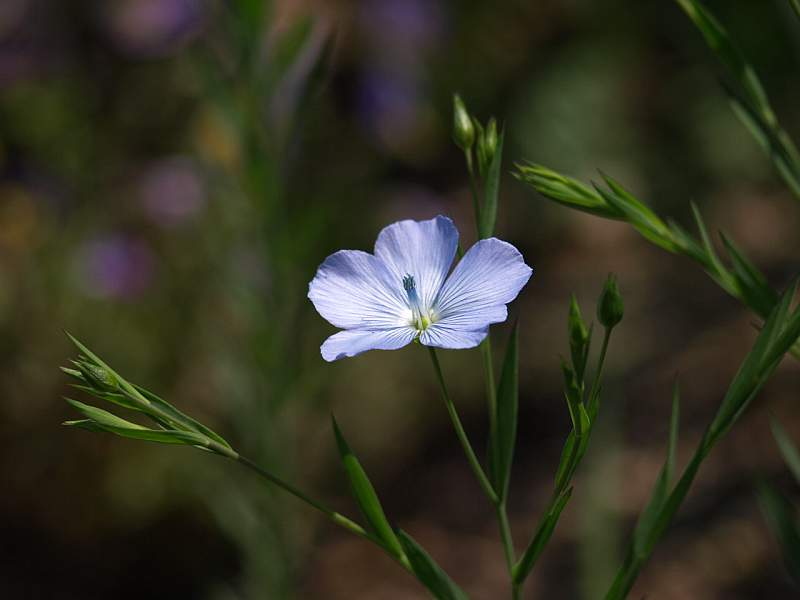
757 482 800 586
633 385 680 555
720 233 777 318
514 163 620 219
772 419 800 485
64 399 211 447
513 487 573 583
332 416 404 560
490 322 519 501
397 530 469 600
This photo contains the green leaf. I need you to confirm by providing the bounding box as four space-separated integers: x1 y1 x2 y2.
675 0 800 201
513 487 573 583
757 482 800 586
772 419 800 485
132 383 232 450
791 0 800 20
65 334 232 449
514 163 621 219
710 279 795 438
720 233 778 319
397 530 469 600
633 384 680 555
478 129 505 239
64 399 211 447
594 178 677 254
490 322 519 501
331 416 404 560
605 282 800 600
554 430 576 493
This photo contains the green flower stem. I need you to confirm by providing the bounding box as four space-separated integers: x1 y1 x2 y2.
235 453 413 572
236 455 368 538
427 347 499 505
497 501 517 574
465 155 483 237
587 327 612 420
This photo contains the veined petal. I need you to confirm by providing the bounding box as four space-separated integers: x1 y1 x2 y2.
434 238 532 330
321 327 416 362
308 250 409 329
374 216 459 310
419 325 488 349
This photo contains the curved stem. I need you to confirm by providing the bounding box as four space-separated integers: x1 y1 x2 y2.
236 454 369 540
427 347 498 504
497 502 516 572
235 454 415 573
587 327 612 419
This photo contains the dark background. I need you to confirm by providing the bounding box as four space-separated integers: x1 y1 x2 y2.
1 0 799 598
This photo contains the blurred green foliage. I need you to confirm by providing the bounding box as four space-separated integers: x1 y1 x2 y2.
2 0 800 598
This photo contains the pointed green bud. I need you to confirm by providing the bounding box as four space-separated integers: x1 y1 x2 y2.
452 94 475 152
78 361 119 392
568 295 590 379
477 117 498 176
597 274 624 329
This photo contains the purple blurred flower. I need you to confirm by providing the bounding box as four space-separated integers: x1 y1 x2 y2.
102 0 206 57
76 235 155 300
358 71 421 147
359 0 444 54
308 216 533 361
140 156 206 227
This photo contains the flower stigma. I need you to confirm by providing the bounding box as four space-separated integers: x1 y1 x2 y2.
402 274 432 331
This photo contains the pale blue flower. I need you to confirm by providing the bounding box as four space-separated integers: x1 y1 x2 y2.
309 216 533 361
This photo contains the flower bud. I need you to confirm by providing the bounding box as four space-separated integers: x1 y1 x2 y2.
597 274 624 329
79 361 119 392
568 294 590 378
478 117 498 175
452 94 475 152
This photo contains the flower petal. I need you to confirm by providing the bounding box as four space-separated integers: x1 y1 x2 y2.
419 325 488 350
308 250 409 329
374 215 459 310
321 327 416 362
434 238 532 330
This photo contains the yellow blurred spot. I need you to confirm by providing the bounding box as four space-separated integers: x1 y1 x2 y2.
0 184 39 252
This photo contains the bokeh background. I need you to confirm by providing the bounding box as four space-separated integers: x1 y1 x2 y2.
2 0 800 598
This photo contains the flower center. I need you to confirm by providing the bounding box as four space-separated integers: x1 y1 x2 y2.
402 274 432 331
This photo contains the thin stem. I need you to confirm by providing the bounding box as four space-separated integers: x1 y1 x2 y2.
427 347 498 504
587 327 612 419
497 502 516 573
512 583 522 600
236 454 414 573
236 454 370 539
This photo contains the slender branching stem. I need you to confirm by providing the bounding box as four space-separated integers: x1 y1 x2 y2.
587 327 612 418
427 347 499 504
235 454 414 573
236 455 367 538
